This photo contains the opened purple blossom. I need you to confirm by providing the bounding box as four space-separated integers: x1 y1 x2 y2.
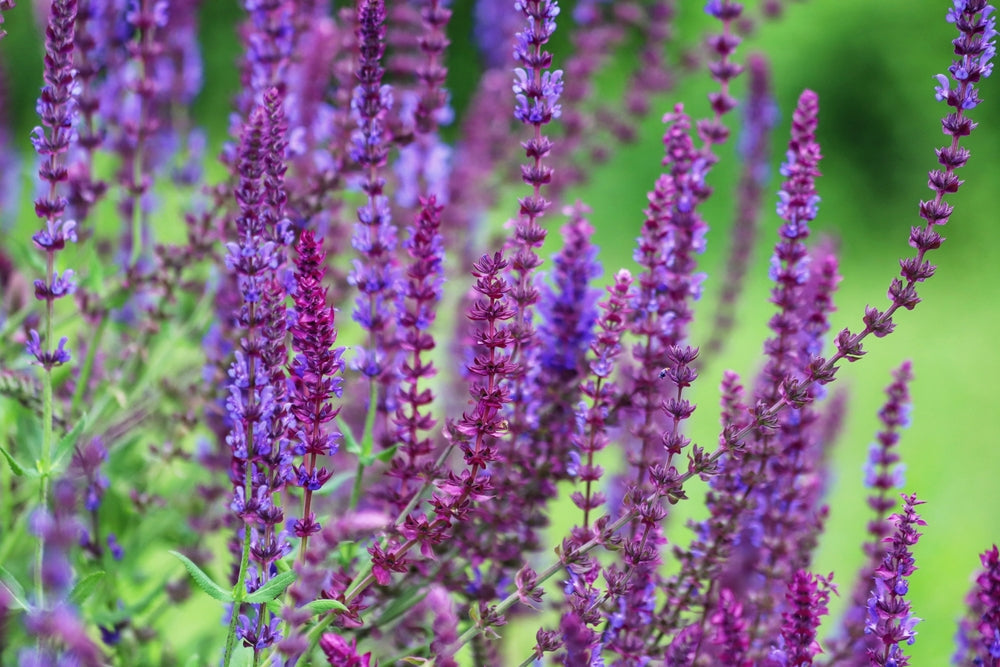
865 494 925 666
934 1 996 109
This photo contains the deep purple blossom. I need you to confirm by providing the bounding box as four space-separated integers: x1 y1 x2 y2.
955 545 1000 666
287 229 344 545
771 570 833 666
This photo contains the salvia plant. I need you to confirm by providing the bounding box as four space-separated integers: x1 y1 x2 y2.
0 0 998 665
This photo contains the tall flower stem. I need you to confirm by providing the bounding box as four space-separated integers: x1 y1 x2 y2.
29 0 79 611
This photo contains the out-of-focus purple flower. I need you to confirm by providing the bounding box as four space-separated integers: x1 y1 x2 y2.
428 585 460 666
707 53 777 357
320 632 376 666
0 0 14 40
21 481 104 667
710 588 751 666
238 0 295 112
959 545 1000 666
865 493 925 666
473 0 522 68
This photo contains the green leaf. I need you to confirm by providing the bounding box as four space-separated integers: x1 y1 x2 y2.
362 444 398 466
0 443 28 477
49 412 89 471
338 416 361 456
168 551 233 603
303 598 348 615
69 570 106 606
243 570 296 604
0 566 29 611
314 470 355 496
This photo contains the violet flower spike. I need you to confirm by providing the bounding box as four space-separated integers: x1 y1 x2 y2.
222 101 293 663
30 0 79 370
508 0 563 345
830 0 996 368
865 493 925 667
827 361 913 662
348 0 401 458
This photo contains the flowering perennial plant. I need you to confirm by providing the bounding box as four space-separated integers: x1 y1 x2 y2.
1 0 1000 665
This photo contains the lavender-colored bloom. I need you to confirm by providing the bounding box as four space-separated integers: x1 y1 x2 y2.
627 106 709 487
238 0 295 112
865 494 925 666
569 270 633 531
506 0 563 363
349 0 401 449
225 96 293 656
29 0 79 369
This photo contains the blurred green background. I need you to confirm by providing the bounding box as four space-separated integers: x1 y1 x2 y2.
2 0 999 663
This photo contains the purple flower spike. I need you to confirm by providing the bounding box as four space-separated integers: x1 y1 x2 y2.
385 196 445 510
349 0 401 449
29 0 80 371
974 546 1000 666
865 493 925 666
936 1 996 110
774 570 834 666
828 362 913 661
954 545 1000 666
507 0 564 372
288 230 344 546
226 97 293 658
